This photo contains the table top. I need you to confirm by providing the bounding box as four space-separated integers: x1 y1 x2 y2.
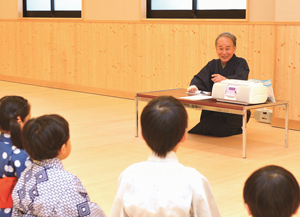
136 88 288 111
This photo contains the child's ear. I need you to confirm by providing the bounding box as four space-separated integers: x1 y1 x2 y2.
59 144 67 154
57 144 67 160
17 116 22 123
244 203 252 216
180 132 187 143
141 131 145 141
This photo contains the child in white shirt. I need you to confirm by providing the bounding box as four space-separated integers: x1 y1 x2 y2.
111 96 220 217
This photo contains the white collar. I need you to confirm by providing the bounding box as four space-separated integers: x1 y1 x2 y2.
147 151 179 163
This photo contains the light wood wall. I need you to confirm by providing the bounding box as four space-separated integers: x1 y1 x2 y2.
275 25 300 122
0 20 299 123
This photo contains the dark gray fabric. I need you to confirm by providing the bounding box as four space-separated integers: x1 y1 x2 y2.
189 54 250 137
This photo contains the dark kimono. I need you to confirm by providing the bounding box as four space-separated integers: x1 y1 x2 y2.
188 54 250 137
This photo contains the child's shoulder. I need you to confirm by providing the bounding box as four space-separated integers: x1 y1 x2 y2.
183 166 208 181
10 147 31 161
121 160 207 180
19 159 83 188
118 161 151 178
0 134 13 153
122 161 147 173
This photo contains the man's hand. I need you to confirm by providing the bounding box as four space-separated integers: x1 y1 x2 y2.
211 74 226 83
187 85 198 93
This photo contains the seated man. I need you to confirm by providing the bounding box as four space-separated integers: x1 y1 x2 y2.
187 32 250 137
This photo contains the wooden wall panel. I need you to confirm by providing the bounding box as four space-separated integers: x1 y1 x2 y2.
0 21 252 95
0 20 299 123
274 25 300 121
248 25 276 80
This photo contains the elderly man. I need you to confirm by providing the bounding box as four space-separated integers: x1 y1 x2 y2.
187 32 250 137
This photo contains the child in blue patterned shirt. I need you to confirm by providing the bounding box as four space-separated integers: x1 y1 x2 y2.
0 96 32 217
12 114 106 217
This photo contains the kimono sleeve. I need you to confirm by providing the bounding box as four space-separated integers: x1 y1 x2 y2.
110 172 129 217
226 58 249 80
191 171 221 217
190 61 216 92
11 205 21 217
52 176 106 217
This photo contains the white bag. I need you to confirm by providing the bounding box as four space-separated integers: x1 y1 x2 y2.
248 79 276 103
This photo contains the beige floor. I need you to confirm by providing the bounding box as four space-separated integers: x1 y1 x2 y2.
1 80 300 216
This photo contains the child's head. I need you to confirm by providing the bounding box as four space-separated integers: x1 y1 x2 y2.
0 95 31 149
243 165 300 217
141 96 188 157
22 114 70 161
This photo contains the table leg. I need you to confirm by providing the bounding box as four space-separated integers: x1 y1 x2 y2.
136 97 139 137
285 103 289 148
242 109 247 159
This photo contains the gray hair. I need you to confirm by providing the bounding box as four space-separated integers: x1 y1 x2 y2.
215 32 236 47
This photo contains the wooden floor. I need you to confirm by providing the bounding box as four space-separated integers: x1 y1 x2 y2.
1 80 300 217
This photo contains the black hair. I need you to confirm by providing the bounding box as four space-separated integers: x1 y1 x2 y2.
243 165 300 217
0 96 31 149
22 114 70 161
141 96 188 157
